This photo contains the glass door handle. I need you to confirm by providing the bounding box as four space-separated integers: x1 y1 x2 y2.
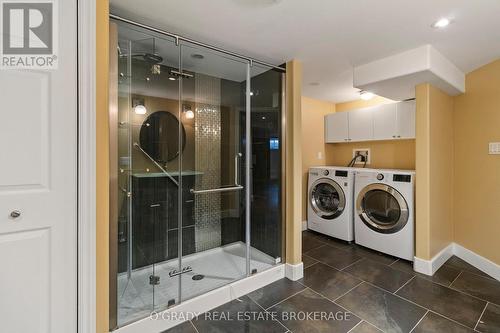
190 153 244 194
190 185 243 195
235 152 242 185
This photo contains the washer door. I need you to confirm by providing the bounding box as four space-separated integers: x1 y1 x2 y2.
356 183 409 234
309 178 346 220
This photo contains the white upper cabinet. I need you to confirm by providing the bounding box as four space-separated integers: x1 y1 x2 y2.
324 100 415 143
373 103 398 140
325 112 349 143
397 100 416 139
348 107 374 142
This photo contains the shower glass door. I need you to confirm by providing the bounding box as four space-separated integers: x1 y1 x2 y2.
114 22 181 327
113 17 284 330
178 42 250 301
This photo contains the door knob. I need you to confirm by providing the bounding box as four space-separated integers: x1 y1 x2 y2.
10 210 21 219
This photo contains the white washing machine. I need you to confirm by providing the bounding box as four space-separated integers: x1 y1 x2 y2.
307 166 355 241
354 169 415 261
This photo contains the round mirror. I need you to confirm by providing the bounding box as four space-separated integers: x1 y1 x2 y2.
139 111 186 164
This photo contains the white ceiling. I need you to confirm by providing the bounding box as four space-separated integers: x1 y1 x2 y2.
110 0 500 103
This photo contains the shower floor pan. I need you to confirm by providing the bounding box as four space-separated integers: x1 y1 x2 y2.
117 241 277 326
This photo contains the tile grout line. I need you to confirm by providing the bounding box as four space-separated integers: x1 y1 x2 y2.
333 281 364 302
247 291 292 332
399 272 494 312
264 287 309 311
408 310 429 333
447 284 494 305
446 260 496 281
448 270 463 288
304 261 319 269
340 257 365 271
389 258 401 266
305 283 386 332
474 301 489 331
346 320 363 333
303 244 329 255
189 319 200 333
304 253 360 273
446 275 497 305
393 275 415 294
391 280 482 331
304 237 487 331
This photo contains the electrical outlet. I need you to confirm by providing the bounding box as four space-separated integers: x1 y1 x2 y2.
489 142 500 155
353 148 371 164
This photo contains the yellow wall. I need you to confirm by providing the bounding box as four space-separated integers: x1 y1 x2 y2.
453 59 500 264
326 139 416 170
96 0 109 332
415 84 455 260
301 96 335 221
325 97 416 170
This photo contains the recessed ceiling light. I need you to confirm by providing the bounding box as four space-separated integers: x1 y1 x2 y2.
191 54 204 60
360 91 375 101
432 18 451 28
309 82 320 86
262 116 266 120
168 77 176 81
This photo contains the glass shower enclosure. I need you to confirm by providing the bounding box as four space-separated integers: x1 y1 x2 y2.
109 17 285 328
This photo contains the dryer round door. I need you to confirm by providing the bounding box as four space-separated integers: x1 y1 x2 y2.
309 178 346 220
356 183 409 234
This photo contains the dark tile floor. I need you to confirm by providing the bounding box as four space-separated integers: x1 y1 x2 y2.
165 231 500 333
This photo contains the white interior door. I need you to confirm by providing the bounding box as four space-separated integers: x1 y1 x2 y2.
0 1 77 332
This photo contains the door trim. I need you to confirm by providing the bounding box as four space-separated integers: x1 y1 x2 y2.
77 0 97 332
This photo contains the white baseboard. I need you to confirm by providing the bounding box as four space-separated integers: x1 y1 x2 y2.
454 243 500 281
285 262 304 281
413 243 454 276
114 265 285 333
414 242 500 280
302 220 308 231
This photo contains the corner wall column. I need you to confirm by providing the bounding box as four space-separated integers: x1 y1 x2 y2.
285 60 303 270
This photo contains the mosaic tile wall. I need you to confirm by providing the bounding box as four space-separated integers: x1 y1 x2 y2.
194 73 222 252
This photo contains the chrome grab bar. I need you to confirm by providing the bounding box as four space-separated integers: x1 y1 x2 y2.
191 153 243 195
190 185 243 195
133 142 179 187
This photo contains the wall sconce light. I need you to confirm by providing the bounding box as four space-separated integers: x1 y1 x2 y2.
183 104 194 119
132 97 147 115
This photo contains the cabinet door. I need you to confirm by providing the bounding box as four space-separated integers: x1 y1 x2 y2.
397 100 416 139
373 103 398 140
348 107 374 142
325 113 349 143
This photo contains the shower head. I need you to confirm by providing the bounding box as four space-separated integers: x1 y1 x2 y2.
130 52 163 64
